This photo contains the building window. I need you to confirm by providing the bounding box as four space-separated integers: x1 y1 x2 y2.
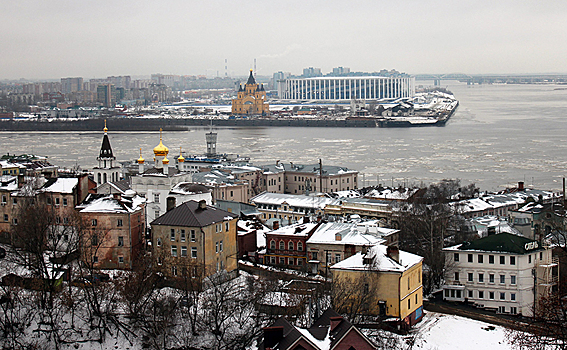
117 219 123 227
92 219 97 226
468 290 473 298
270 240 276 250
478 273 484 283
489 255 494 264
1 195 6 204
3 214 7 222
154 210 160 219
528 255 532 264
540 252 543 260
326 252 332 265
219 240 223 252
511 293 516 301
498 306 505 313
225 222 229 231
180 230 186 242
12 218 17 225
55 198 60 206
468 273 473 282
46 197 52 205
500 256 505 264
511 275 516 285
93 256 98 263
510 256 516 265
270 256 276 264
181 246 187 257
335 253 341 264
172 266 177 276
118 256 124 263
279 241 285 250
489 291 494 300
171 245 177 257
92 235 98 246
279 257 285 265
479 291 484 299
154 193 160 203
191 247 197 258
157 238 162 247
511 307 517 314
468 254 473 263
288 241 294 251
215 242 219 253
118 236 124 246
297 242 303 251
500 275 505 284
190 229 196 242
454 253 459 262
489 274 494 283
312 251 318 260
63 198 68 206
170 229 175 241
454 272 459 281
478 255 483 263
408 299 411 309
500 292 505 300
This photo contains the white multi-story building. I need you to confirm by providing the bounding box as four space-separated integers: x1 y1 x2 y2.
277 76 415 101
442 232 558 317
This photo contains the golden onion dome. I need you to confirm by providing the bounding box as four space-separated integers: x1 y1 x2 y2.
153 128 169 157
103 119 108 133
137 148 145 164
178 147 185 162
162 156 170 164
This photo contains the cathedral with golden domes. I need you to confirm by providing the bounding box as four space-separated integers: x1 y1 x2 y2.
231 70 270 116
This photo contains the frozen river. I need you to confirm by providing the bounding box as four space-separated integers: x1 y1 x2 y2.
1 81 567 192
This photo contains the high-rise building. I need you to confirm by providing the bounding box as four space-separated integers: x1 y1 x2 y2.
97 84 116 107
61 77 83 94
302 67 322 77
332 67 351 75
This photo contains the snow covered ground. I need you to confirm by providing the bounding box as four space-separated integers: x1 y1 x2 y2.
410 312 512 350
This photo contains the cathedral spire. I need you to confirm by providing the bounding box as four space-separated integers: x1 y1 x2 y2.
246 69 256 85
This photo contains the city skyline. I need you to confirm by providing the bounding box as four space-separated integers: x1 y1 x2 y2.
1 1 567 80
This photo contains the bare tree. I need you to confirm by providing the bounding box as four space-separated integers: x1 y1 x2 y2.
506 292 567 350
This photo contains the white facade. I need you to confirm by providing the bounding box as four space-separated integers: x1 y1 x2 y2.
277 76 415 100
443 238 557 317
130 172 192 225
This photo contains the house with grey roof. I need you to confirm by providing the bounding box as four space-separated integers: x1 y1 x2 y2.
151 200 238 279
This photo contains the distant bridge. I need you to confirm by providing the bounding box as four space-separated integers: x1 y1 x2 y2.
414 73 567 85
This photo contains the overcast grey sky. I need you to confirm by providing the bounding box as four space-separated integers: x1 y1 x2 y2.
1 0 566 80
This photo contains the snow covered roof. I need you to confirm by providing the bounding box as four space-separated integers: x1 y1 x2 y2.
77 194 145 213
365 187 418 200
41 177 78 194
251 192 337 209
307 222 383 246
266 222 319 237
331 244 423 273
259 163 357 176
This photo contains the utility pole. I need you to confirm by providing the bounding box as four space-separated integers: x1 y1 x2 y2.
319 159 323 194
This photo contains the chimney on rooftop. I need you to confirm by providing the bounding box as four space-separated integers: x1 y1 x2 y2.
263 326 284 349
386 245 400 264
198 199 207 210
273 220 279 230
167 197 176 212
518 181 525 191
330 316 344 332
